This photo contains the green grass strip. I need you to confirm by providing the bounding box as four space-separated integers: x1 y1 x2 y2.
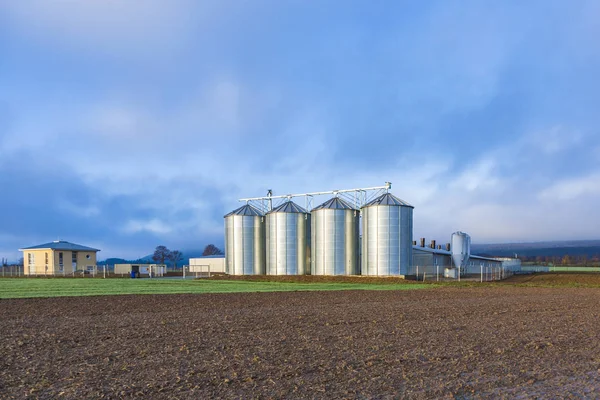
0 278 430 299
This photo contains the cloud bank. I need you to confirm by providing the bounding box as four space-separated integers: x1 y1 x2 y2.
1 1 599 260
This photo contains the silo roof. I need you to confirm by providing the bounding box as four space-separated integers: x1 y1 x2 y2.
224 204 264 217
363 193 414 208
268 200 308 214
312 197 356 211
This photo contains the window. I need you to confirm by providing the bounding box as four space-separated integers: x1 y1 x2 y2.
72 252 77 263
86 254 91 259
59 252 63 268
45 253 48 265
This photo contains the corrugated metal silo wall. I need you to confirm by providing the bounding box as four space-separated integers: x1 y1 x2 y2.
311 208 359 275
361 205 413 276
224 215 266 275
266 213 310 275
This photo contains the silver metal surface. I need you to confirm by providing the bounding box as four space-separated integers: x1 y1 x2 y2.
451 231 471 271
224 204 266 275
311 197 359 275
266 201 310 275
361 193 414 276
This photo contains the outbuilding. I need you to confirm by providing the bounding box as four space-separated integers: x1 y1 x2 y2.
189 255 225 276
114 264 166 277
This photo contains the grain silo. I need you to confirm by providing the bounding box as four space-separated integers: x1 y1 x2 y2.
311 197 359 275
361 193 414 276
224 204 266 275
266 200 310 275
451 231 471 271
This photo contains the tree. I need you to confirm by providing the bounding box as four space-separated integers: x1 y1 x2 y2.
202 244 223 256
170 250 183 270
152 245 171 266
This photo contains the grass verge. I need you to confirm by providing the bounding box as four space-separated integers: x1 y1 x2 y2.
0 278 430 299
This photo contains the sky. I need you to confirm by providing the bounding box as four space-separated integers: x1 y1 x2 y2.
1 0 599 261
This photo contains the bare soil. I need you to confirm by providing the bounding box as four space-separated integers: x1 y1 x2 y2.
2 286 600 398
503 272 600 286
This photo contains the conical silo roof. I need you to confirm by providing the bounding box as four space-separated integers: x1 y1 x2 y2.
268 200 308 214
224 204 264 217
363 193 414 208
312 197 356 211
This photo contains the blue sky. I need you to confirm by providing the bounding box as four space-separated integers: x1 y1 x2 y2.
1 0 599 261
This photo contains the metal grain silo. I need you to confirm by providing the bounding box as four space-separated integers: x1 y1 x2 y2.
266 201 310 275
361 193 414 276
311 197 360 275
224 204 266 275
451 231 471 271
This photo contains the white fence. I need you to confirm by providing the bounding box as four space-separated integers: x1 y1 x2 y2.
1 266 24 277
409 264 515 282
0 265 106 277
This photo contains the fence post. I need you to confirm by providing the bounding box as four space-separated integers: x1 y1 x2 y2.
416 265 419 281
436 264 439 282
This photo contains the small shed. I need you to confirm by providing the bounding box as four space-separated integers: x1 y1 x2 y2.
114 263 166 277
189 255 225 275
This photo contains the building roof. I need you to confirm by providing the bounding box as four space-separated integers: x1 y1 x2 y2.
267 200 308 214
19 240 100 252
470 255 502 262
412 245 505 262
193 255 225 259
224 204 264 217
312 197 356 211
413 245 452 255
363 193 414 208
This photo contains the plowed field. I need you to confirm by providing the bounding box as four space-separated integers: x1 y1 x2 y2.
2 286 600 398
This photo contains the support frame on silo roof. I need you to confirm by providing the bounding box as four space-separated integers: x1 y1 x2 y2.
239 182 397 213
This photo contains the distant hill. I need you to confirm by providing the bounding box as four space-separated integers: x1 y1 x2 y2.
106 249 223 266
472 240 600 258
97 258 148 266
